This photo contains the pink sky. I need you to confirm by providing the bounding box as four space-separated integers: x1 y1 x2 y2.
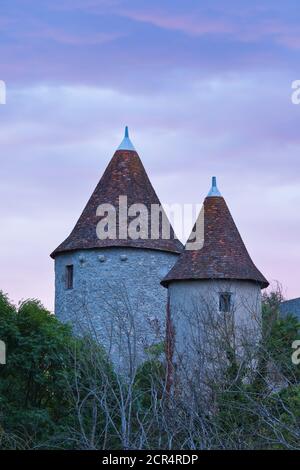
0 0 299 310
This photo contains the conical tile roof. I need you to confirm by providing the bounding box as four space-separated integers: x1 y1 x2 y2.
162 178 268 288
51 129 183 258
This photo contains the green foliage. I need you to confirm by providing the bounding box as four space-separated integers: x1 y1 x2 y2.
134 359 165 409
67 337 121 449
213 289 300 449
0 288 299 450
144 341 165 359
0 292 77 448
277 385 300 420
262 290 300 384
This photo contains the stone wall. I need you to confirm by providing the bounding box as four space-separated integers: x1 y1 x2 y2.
280 298 300 320
167 279 262 382
54 247 178 369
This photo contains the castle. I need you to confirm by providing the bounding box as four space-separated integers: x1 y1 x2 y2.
51 127 269 369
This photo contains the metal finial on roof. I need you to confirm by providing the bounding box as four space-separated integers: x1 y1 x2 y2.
207 176 222 197
117 126 136 151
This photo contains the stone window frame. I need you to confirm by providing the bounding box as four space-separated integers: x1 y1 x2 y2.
219 291 232 313
65 264 74 290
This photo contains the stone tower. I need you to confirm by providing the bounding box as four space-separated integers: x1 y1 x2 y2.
51 128 183 367
162 177 269 381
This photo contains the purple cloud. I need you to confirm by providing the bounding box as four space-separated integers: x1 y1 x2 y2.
0 0 300 309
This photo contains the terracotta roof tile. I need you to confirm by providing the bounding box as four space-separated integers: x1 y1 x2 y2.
51 149 183 258
162 195 268 288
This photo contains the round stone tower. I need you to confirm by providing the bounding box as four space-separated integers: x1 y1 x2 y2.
51 128 183 367
161 177 269 382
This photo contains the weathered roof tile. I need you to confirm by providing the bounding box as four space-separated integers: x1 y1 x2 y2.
162 188 268 288
51 145 183 258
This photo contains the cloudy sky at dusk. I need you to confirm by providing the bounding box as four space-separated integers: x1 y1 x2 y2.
0 0 300 310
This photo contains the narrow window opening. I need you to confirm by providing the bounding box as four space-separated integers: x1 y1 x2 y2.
65 265 74 290
219 292 232 313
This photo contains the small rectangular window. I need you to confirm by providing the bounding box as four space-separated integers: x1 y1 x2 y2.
219 292 232 313
65 265 74 290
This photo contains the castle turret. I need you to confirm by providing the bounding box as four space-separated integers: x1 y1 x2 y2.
162 177 268 381
51 127 182 367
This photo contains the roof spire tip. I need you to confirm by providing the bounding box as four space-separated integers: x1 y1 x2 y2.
117 126 136 151
207 176 222 197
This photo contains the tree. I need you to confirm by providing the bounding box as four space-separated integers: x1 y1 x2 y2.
0 292 77 448
262 287 300 385
0 287 299 450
